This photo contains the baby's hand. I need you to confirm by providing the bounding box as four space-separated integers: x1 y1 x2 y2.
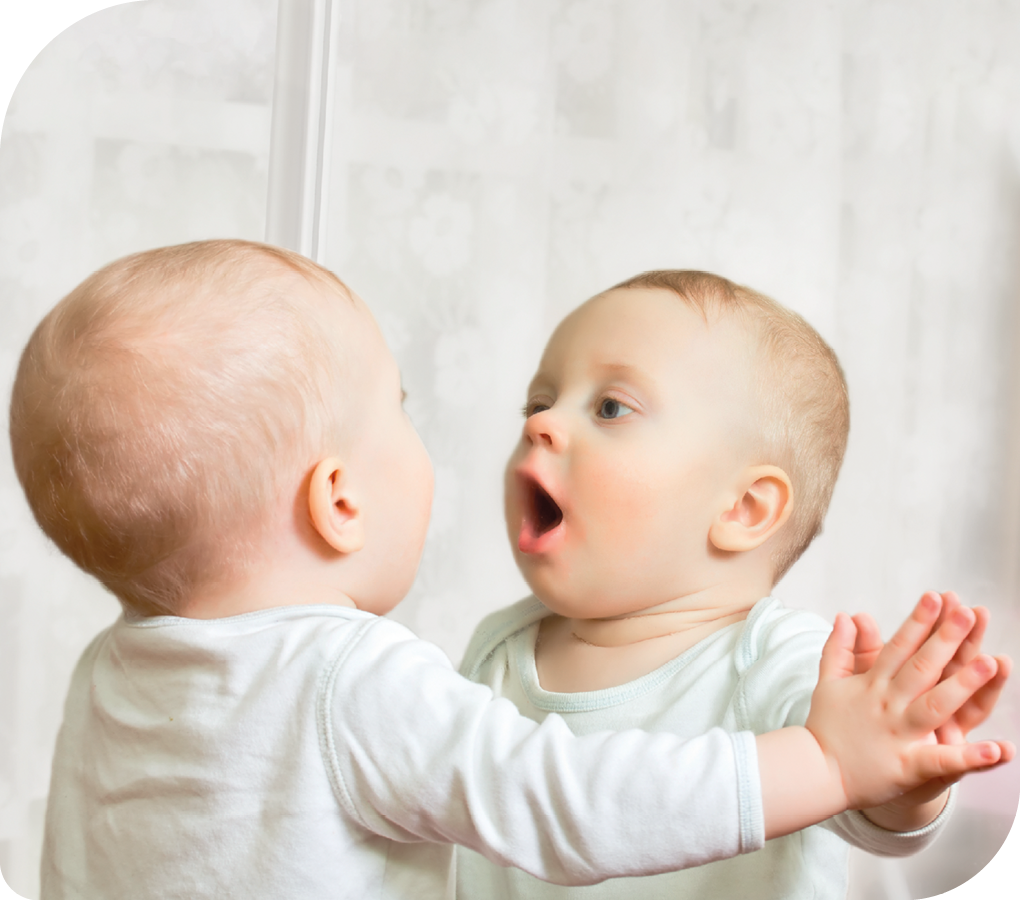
850 592 1014 830
847 593 1012 736
806 592 1013 816
925 592 1012 748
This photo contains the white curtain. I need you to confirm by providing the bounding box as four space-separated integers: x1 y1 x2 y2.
0 2 1017 898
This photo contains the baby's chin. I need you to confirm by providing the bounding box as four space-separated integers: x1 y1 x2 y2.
517 568 631 621
514 564 570 615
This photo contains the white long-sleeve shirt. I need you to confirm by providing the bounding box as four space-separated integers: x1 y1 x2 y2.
41 604 765 899
456 595 954 900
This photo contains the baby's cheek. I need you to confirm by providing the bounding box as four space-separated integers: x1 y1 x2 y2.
586 460 664 548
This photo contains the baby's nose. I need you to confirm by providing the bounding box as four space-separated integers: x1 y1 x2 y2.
523 410 565 450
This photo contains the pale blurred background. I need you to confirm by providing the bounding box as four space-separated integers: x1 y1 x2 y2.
1 1 1018 898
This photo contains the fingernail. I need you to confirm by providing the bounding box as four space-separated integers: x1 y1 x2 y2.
950 608 973 627
921 593 938 612
974 657 994 677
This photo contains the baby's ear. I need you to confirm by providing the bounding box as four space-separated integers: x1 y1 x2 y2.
308 457 365 554
709 465 793 553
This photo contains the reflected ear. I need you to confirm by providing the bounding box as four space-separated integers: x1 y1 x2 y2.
709 465 793 553
308 456 365 554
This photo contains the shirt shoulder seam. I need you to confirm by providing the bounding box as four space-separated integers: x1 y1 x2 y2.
316 616 381 831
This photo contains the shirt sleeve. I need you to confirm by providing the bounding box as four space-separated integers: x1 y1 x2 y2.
318 617 764 886
739 605 954 857
822 788 957 856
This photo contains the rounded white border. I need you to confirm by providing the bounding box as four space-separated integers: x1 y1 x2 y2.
941 800 1018 898
1 1 130 123
0 2 1016 899
0 3 131 894
0 865 22 896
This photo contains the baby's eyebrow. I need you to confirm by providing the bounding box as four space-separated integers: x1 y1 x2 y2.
589 360 658 396
588 361 654 385
525 373 553 394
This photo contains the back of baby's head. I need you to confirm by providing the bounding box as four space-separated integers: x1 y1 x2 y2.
610 270 849 581
10 239 352 616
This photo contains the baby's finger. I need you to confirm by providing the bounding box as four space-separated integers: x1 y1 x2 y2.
819 612 858 682
851 613 883 674
952 654 1012 736
908 739 1006 785
870 592 944 681
942 604 989 681
936 591 962 621
891 604 977 700
928 591 961 634
906 654 998 734
921 592 962 675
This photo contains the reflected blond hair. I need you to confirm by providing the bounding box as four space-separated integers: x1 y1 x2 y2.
609 270 849 582
10 239 354 615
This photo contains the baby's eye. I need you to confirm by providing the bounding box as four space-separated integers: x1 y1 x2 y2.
523 400 551 417
596 397 634 420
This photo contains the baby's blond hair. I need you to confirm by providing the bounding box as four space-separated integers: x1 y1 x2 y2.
609 270 849 582
10 239 354 616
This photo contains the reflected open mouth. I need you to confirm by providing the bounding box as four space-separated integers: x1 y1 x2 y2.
517 474 565 554
528 479 563 536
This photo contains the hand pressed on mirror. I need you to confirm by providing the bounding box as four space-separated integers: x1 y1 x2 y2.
843 591 1014 831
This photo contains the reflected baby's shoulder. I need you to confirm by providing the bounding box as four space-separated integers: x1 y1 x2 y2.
459 596 548 680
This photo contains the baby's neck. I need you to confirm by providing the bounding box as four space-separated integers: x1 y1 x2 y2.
570 593 754 647
173 505 372 619
176 540 359 620
535 586 766 693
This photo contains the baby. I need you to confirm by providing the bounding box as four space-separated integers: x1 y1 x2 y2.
9 244 1008 900
456 270 1013 899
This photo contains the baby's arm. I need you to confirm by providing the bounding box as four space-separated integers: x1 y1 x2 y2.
325 596 1007 885
756 592 1012 840
327 619 764 884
